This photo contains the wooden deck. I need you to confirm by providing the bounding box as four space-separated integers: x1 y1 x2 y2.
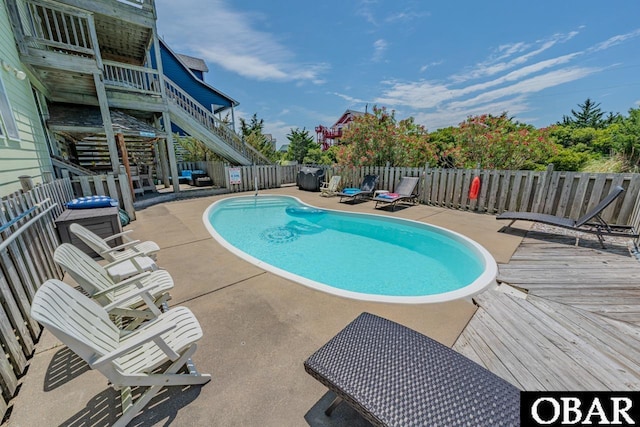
453 228 640 391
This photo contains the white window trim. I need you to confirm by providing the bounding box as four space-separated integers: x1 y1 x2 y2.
0 73 21 141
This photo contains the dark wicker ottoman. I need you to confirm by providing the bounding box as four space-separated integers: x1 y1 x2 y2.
304 312 520 426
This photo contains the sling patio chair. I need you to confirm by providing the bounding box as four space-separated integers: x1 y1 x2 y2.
337 174 379 204
69 222 160 264
319 175 341 197
31 279 210 427
54 243 172 327
304 312 520 426
373 176 420 211
496 185 639 248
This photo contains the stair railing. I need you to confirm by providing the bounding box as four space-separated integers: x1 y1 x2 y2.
164 77 270 164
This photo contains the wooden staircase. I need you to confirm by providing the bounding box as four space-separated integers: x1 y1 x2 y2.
164 78 270 165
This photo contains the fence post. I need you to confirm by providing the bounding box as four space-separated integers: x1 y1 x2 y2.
532 163 554 213
117 173 136 220
629 187 640 235
224 166 230 191
420 163 428 204
18 176 34 192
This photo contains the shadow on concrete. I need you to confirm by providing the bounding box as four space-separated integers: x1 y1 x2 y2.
59 382 204 426
372 204 414 213
44 347 91 391
304 391 373 427
500 227 634 256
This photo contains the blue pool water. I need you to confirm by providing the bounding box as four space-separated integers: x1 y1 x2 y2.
203 195 496 303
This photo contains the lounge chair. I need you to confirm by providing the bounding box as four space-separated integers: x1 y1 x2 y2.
31 279 210 427
54 243 172 326
69 222 160 263
497 185 638 247
373 176 420 211
337 175 379 204
319 175 341 197
304 312 519 426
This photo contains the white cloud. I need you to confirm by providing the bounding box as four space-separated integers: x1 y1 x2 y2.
356 0 379 25
419 60 443 73
451 31 580 83
156 0 328 83
374 80 452 109
413 96 531 130
590 28 640 52
447 67 601 110
263 120 295 149
368 27 631 131
331 92 368 105
372 39 388 62
385 10 429 23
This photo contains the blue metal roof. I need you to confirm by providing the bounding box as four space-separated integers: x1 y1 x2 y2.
152 39 238 114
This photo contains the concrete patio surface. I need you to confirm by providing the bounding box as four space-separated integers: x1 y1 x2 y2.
7 186 527 427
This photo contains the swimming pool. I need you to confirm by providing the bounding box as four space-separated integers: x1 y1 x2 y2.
203 195 497 303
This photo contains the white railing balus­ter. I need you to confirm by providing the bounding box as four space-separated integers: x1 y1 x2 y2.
163 77 270 165
103 61 162 95
23 0 94 56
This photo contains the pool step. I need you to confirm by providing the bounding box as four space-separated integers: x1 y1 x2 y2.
221 197 292 209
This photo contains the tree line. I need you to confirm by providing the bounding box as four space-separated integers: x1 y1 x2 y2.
178 98 640 172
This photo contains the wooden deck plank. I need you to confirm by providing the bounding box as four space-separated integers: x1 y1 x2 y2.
458 320 525 389
455 226 640 392
477 292 607 390
508 295 640 389
527 296 640 373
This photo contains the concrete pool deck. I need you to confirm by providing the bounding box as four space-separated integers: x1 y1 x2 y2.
8 186 527 427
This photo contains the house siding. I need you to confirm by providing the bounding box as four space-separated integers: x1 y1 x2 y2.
155 41 234 111
0 3 52 197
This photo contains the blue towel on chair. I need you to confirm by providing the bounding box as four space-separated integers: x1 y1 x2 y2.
342 188 361 195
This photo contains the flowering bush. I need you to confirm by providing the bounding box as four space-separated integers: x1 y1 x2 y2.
337 106 436 167
453 114 558 170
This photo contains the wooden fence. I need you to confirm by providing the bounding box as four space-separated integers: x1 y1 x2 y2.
224 164 298 193
54 170 135 219
422 166 640 224
0 178 73 419
175 161 297 192
327 164 640 226
182 162 640 228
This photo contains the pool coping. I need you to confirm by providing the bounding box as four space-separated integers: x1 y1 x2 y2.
202 194 498 304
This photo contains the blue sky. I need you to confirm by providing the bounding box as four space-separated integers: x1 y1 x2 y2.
155 1 640 149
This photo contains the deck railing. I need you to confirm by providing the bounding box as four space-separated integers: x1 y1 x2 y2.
164 78 270 165
103 61 162 95
22 0 95 57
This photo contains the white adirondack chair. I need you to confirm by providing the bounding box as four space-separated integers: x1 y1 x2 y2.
31 279 211 427
69 222 160 263
320 175 341 197
54 243 172 325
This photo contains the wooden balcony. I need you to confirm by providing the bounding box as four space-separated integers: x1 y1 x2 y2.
7 0 160 108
